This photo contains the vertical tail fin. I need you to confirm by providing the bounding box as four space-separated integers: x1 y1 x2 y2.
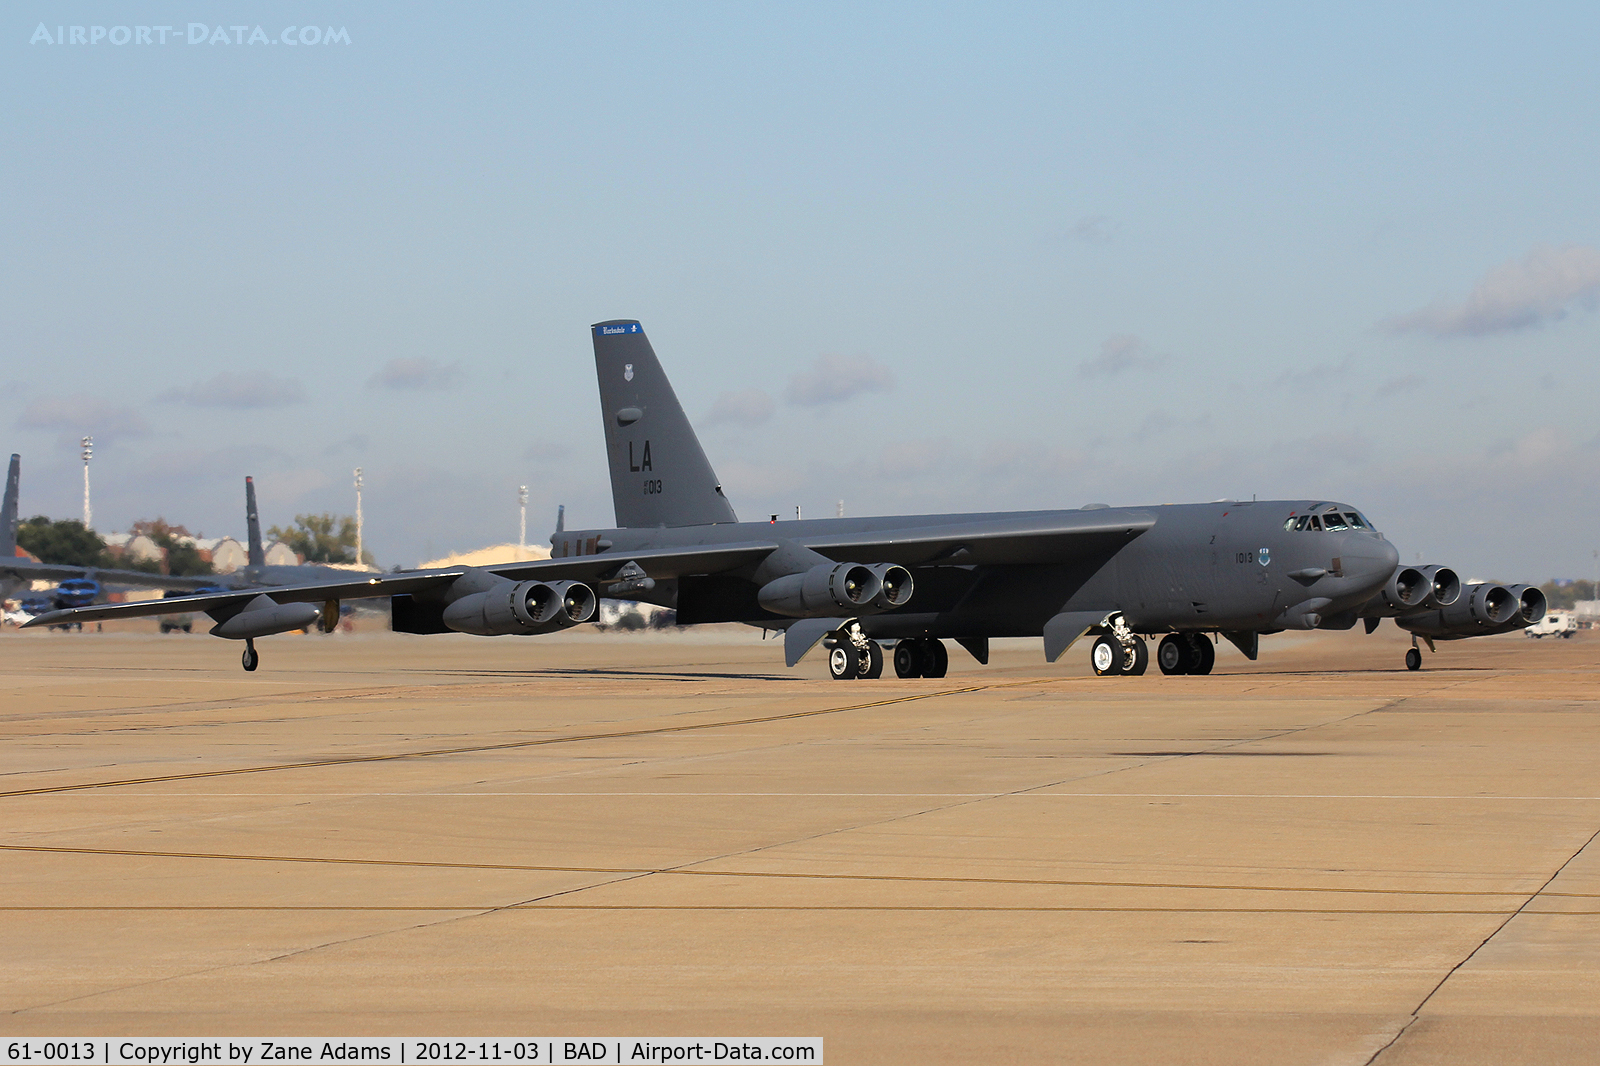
555 504 565 533
1 454 18 558
245 476 265 567
591 320 737 528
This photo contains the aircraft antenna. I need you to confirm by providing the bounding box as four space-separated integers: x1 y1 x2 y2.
80 436 93 530
353 467 364 568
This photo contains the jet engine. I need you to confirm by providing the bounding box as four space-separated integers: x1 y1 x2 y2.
757 562 905 618
1396 582 1523 639
1505 584 1548 627
865 563 914 610
1417 565 1461 609
1441 583 1520 629
442 578 597 636
1366 564 1460 615
1371 566 1429 613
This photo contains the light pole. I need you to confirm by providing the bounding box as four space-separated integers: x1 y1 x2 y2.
80 436 93 529
518 485 528 550
353 467 364 568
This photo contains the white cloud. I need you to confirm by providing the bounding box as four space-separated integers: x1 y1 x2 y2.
703 388 775 427
1079 334 1165 378
368 357 464 391
785 353 895 407
1064 215 1116 243
160 371 306 409
18 396 149 442
524 438 571 462
1386 243 1600 337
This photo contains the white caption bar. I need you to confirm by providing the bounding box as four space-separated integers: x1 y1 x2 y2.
2 1041 822 1066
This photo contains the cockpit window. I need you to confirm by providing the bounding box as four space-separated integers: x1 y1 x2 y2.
1322 512 1348 531
1306 515 1321 531
1345 512 1367 529
1284 516 1297 531
1294 516 1310 531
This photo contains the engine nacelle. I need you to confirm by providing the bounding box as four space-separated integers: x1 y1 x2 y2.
1441 583 1519 628
865 563 914 610
1504 584 1547 627
757 562 882 618
210 595 322 639
1372 566 1430 613
442 578 597 636
1418 565 1461 609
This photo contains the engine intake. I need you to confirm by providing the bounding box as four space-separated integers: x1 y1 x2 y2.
1418 565 1461 609
1505 584 1547 626
1376 566 1430 611
866 563 914 610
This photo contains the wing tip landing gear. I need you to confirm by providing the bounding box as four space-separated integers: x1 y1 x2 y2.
242 637 260 672
1405 634 1424 671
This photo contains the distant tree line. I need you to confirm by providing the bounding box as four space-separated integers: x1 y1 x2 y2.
268 513 371 566
1539 579 1598 611
15 512 373 574
16 515 214 576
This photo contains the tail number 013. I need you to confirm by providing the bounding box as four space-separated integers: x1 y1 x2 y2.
643 480 663 494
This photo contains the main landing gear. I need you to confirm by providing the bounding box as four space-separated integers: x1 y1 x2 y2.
1089 613 1154 677
1155 633 1214 676
893 637 948 679
825 624 947 681
241 638 260 672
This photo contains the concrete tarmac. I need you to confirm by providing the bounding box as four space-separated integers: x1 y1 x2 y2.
2 622 1598 1064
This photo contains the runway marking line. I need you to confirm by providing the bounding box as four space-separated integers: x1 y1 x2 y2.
3 842 1593 899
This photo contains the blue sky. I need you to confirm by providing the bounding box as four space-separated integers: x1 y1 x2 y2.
5 2 1598 580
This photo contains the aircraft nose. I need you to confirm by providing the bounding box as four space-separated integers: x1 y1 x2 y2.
1344 536 1399 591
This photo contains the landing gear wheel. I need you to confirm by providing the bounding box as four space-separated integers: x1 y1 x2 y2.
1405 647 1422 671
828 643 860 680
1122 637 1148 675
1157 634 1188 675
1091 636 1126 676
1190 635 1215 675
920 638 948 678
862 641 884 679
241 639 260 673
893 641 922 678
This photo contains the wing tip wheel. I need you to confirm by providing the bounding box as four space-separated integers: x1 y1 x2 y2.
1405 647 1422 671
241 638 260 672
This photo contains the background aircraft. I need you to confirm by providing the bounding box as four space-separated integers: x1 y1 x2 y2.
1 454 219 603
24 321 1544 676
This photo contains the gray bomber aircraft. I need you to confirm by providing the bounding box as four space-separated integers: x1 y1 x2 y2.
2 454 220 601
25 320 1545 677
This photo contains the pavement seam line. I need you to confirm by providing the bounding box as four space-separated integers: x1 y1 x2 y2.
4 842 1569 898
1363 819 1600 1066
0 677 1054 800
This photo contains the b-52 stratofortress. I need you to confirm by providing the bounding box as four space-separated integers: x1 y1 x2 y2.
26 321 1545 677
